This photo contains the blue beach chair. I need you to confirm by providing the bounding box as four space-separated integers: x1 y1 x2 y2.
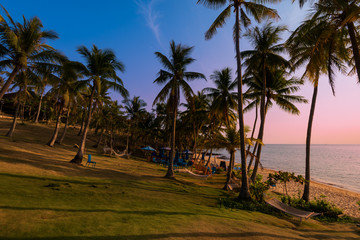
85 154 96 167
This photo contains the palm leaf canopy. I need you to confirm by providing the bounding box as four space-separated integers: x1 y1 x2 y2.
153 40 205 106
77 45 128 99
0 8 62 71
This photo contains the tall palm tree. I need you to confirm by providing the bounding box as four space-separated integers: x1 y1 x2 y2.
70 45 128 164
123 96 147 154
242 23 291 182
181 91 209 157
215 126 251 189
47 60 85 147
197 0 280 200
33 66 59 123
287 15 348 201
153 40 205 178
203 68 237 127
6 69 39 137
0 7 61 101
244 69 308 178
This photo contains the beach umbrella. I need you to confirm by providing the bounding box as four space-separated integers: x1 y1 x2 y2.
141 146 156 151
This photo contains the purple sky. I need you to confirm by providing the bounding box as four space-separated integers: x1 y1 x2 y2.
3 0 360 144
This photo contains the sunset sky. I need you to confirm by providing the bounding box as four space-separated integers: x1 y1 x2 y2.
4 0 360 144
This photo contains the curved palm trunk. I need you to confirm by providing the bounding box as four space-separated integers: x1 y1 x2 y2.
224 150 235 190
205 148 213 167
78 110 86 136
247 142 258 173
71 85 96 164
347 22 360 82
34 88 45 123
251 95 268 183
56 108 70 144
6 101 21 138
302 85 318 202
234 5 251 201
94 128 104 148
247 103 258 171
47 108 62 147
192 122 197 158
0 66 21 101
165 102 177 178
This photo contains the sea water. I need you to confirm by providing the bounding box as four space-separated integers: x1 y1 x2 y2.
221 144 360 193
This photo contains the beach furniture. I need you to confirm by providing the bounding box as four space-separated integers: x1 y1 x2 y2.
265 198 320 224
176 168 211 178
85 154 96 167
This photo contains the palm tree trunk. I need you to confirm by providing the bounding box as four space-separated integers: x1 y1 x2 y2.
94 128 104 148
6 101 21 138
347 22 360 82
165 98 177 178
78 109 86 136
205 148 213 167
246 103 258 170
34 88 45 123
302 85 318 202
234 5 251 200
71 85 96 164
0 66 21 101
251 93 268 183
224 151 235 189
247 142 258 173
192 122 197 158
56 108 70 144
47 108 62 147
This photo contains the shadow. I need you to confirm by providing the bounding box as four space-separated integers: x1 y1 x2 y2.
0 206 197 216
0 232 305 240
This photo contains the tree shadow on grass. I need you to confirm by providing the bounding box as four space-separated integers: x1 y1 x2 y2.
0 232 308 240
0 206 197 216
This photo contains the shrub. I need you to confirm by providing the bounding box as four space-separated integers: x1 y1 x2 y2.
280 195 351 222
217 197 274 214
250 179 269 202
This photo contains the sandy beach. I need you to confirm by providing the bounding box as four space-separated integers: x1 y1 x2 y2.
259 168 360 219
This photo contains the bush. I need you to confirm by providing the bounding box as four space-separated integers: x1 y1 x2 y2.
218 197 274 214
250 178 269 202
280 195 351 222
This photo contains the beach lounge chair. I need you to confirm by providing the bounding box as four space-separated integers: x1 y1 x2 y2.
265 198 320 224
85 154 96 167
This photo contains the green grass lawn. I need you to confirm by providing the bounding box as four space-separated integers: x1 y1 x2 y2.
0 119 359 239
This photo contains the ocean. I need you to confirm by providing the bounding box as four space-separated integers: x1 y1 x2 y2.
220 144 360 193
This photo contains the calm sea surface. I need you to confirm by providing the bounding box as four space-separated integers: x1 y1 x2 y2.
219 144 360 193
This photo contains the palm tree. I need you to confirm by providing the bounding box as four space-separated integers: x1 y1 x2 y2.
215 126 252 189
6 69 39 137
314 1 360 82
197 0 280 200
287 14 348 201
70 45 128 164
153 40 205 178
241 23 291 182
33 66 59 123
0 7 61 101
47 60 85 147
203 68 237 127
123 96 147 154
181 91 209 157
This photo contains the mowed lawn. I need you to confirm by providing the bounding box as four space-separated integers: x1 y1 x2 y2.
0 119 359 240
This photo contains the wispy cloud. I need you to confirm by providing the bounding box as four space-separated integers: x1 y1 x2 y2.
134 0 162 45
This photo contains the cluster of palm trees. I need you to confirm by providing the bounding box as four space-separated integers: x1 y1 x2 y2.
2 0 360 203
0 8 128 164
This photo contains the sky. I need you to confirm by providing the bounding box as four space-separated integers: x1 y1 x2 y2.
2 0 360 144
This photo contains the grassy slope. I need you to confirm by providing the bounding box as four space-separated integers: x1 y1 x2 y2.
0 119 359 240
